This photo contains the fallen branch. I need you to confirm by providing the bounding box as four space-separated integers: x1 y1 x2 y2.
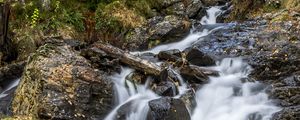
91 43 218 79
92 43 161 75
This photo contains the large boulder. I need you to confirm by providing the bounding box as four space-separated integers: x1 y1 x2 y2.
125 15 191 50
11 43 114 119
184 47 216 66
148 15 191 46
185 0 205 18
147 97 190 120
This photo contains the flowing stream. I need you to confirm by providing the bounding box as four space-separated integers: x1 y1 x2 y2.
0 79 20 99
104 6 280 120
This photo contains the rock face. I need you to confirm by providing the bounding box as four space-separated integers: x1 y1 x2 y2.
185 47 216 66
125 15 191 50
147 97 190 120
11 44 114 119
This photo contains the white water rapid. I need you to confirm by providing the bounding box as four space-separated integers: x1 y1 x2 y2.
0 78 20 99
104 6 280 120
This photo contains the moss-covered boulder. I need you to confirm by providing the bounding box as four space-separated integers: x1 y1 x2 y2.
11 43 114 119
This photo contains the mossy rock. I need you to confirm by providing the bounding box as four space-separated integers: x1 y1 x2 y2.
228 0 265 20
95 1 146 32
11 43 114 119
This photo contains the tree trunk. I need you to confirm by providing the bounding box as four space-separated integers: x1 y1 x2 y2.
0 2 17 63
0 3 9 48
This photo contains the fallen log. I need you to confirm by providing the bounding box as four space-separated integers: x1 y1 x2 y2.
91 42 218 79
92 43 161 75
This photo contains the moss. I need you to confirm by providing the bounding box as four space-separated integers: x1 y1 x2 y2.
11 44 58 118
124 0 156 18
1 116 34 120
95 1 145 31
228 0 265 21
283 0 300 9
271 12 292 22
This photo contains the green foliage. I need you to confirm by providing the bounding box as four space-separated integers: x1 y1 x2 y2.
30 8 39 28
11 0 85 32
62 9 85 32
124 0 155 18
95 1 125 32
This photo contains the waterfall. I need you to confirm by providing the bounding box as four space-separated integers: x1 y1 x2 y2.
104 6 280 120
0 78 20 99
191 58 280 120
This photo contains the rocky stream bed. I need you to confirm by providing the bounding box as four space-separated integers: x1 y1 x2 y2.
0 0 299 120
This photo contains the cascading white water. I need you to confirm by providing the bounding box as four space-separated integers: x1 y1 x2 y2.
191 58 280 120
0 78 20 99
105 6 280 120
132 6 223 55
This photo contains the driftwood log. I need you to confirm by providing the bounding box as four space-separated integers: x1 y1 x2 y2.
91 42 218 79
92 43 162 75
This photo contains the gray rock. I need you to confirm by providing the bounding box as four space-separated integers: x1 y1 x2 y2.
11 43 114 119
163 2 186 16
184 47 216 66
125 15 191 50
272 105 300 120
158 49 181 62
180 89 196 112
153 80 178 97
270 86 300 107
147 97 190 120
186 0 204 18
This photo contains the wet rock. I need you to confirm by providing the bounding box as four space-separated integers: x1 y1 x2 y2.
152 69 180 96
272 105 300 120
11 43 114 119
185 47 216 66
81 47 121 73
283 75 300 86
158 49 181 62
0 61 25 86
126 71 148 85
180 89 196 112
270 86 300 107
126 15 191 50
153 80 178 97
160 68 181 83
115 101 133 120
147 97 190 120
125 27 150 51
186 0 204 18
0 86 17 116
148 15 191 43
249 45 300 80
179 65 212 84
